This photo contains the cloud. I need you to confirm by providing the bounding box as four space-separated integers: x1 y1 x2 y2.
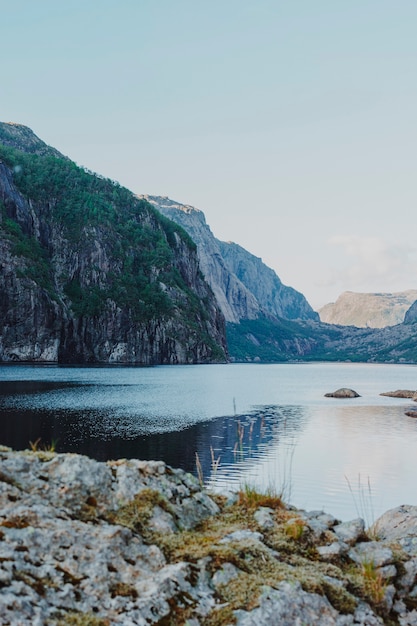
321 235 417 293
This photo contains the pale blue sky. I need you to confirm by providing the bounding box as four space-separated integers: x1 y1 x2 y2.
2 1 417 308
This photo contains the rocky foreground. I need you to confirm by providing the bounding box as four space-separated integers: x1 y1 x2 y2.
1 448 417 625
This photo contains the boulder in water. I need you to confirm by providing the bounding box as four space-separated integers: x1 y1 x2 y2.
380 390 416 399
324 388 360 398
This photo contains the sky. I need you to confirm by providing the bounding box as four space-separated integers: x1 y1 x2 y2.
2 1 417 309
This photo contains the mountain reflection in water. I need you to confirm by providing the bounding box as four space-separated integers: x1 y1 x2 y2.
0 382 301 480
2 362 417 521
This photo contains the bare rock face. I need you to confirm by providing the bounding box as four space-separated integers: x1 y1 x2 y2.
404 300 417 324
144 196 318 324
141 196 260 323
218 240 319 322
319 291 417 328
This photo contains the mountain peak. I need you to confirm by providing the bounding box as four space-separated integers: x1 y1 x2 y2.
140 195 207 224
0 122 65 159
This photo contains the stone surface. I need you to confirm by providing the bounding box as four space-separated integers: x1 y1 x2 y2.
348 541 393 567
325 388 360 398
2 448 417 625
333 518 366 545
380 390 417 398
234 581 382 625
375 505 417 541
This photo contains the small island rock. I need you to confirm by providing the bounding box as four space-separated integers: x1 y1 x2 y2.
380 390 417 399
324 388 360 398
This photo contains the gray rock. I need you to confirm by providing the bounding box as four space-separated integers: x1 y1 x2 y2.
220 529 264 544
380 390 417 398
0 449 220 625
317 542 349 560
234 581 381 625
375 505 417 547
399 558 417 593
348 541 393 567
333 518 366 545
212 562 240 588
399 609 417 626
379 564 397 579
325 388 360 398
254 506 275 529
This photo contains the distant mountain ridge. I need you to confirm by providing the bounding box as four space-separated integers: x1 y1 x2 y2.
318 290 417 328
141 195 318 324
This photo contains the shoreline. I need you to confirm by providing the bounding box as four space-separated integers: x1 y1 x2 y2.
1 446 417 625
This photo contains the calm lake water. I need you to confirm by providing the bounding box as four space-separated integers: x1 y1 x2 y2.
0 362 416 522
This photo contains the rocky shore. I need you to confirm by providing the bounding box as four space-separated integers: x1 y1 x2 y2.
1 447 417 625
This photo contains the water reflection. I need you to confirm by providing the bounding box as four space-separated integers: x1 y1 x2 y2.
2 363 417 521
0 396 303 482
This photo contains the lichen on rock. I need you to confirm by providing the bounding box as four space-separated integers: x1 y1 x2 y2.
0 447 417 624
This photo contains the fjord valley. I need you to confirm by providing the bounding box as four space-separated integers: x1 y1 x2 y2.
2 121 417 365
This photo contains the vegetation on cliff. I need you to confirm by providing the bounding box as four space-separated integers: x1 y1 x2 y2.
0 123 227 363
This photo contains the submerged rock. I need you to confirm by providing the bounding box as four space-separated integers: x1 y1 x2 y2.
325 388 360 398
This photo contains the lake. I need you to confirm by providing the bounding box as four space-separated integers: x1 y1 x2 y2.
0 362 416 522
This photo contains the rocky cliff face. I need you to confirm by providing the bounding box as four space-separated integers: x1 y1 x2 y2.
143 196 318 323
0 123 227 364
218 240 319 321
403 299 417 325
319 290 417 328
142 196 260 323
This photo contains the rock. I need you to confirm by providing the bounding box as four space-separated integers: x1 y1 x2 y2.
219 529 264 544
234 581 383 625
254 506 275 529
348 541 393 567
212 562 240 588
380 390 416 398
317 542 349 560
406 411 417 418
399 611 417 626
3 447 417 625
325 388 360 398
145 195 318 324
404 300 417 325
333 518 366 545
374 505 417 555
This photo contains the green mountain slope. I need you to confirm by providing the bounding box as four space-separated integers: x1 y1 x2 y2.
0 122 227 364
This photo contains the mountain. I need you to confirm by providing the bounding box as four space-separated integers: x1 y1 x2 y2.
0 123 227 364
141 196 318 323
218 240 319 321
318 290 417 328
143 196 417 363
404 300 417 325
